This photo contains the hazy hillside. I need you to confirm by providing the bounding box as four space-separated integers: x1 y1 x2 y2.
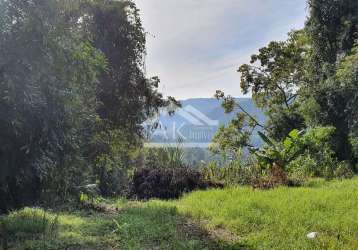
148 98 265 146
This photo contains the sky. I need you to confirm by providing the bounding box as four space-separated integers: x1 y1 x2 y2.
135 0 308 100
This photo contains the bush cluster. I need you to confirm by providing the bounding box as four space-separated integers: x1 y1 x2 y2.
131 167 223 200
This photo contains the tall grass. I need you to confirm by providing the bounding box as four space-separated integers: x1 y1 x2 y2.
166 177 358 249
201 161 259 186
0 208 59 249
0 203 216 249
3 179 358 249
1 208 59 236
156 145 185 168
144 141 185 169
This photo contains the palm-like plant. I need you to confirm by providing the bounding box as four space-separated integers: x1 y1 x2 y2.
145 138 185 169
250 129 306 171
157 144 185 169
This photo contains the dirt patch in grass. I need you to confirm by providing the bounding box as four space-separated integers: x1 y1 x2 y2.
177 217 247 249
62 245 106 250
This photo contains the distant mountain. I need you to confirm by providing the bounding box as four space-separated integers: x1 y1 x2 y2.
146 98 265 147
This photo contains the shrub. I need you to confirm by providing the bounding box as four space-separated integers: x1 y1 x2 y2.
143 144 185 169
131 167 222 200
250 129 306 172
334 161 354 179
201 160 261 186
287 154 316 176
251 127 340 183
251 164 295 189
0 208 58 238
93 129 142 197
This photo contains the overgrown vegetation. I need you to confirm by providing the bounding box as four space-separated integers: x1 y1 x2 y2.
1 178 357 249
0 0 176 212
131 167 222 200
143 143 186 169
0 203 224 249
209 0 358 187
0 0 357 249
168 177 358 249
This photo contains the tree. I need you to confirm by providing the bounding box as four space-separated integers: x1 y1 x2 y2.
213 31 309 157
216 0 358 168
306 0 358 78
303 0 358 163
83 0 172 134
335 45 358 167
80 0 177 196
0 0 106 210
238 30 309 140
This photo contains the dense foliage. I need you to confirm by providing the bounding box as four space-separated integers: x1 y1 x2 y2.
0 0 105 211
0 0 357 248
0 0 357 215
212 0 358 185
0 0 173 212
131 167 220 200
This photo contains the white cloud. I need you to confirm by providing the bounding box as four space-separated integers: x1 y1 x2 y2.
135 0 308 99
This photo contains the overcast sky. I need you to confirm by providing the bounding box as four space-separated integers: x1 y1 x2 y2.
135 0 308 100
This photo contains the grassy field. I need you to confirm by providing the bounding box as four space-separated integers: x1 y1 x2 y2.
0 205 215 249
1 178 358 249
165 178 358 249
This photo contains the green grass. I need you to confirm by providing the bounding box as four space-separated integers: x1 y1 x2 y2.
1 208 58 237
162 177 358 249
1 178 358 249
1 203 217 249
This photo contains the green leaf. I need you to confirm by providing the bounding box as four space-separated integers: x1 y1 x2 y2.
283 138 293 149
288 129 299 139
258 131 275 147
254 151 274 162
